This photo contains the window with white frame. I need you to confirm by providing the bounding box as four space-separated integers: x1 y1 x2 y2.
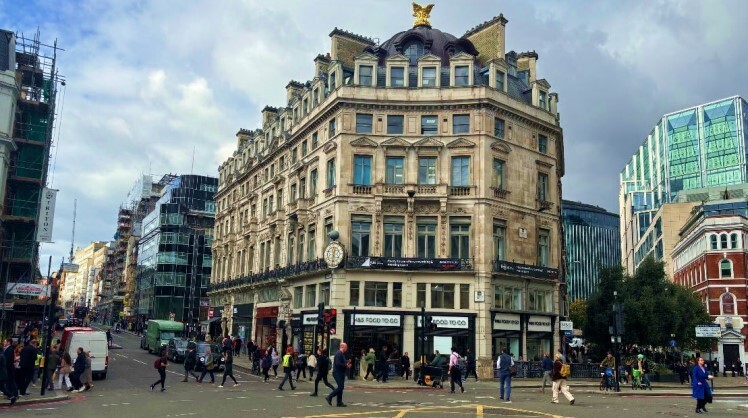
721 292 736 315
359 65 373 86
720 259 732 278
422 67 437 87
390 66 405 87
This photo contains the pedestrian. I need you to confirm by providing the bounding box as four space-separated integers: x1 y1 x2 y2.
377 346 389 383
295 351 308 380
46 344 60 391
32 345 42 386
497 348 513 403
219 351 239 388
541 352 553 394
57 352 73 391
198 347 215 384
692 357 713 413
551 353 575 405
150 351 168 392
221 335 231 354
307 350 317 381
463 348 478 382
182 345 199 382
400 352 411 380
71 347 86 392
233 336 242 357
448 346 464 394
261 350 272 382
310 347 335 397
363 348 376 380
246 340 255 360
278 346 296 391
325 342 349 407
18 340 37 395
1 339 17 405
106 329 113 348
272 349 280 377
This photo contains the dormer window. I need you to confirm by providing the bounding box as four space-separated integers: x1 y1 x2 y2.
422 67 437 87
329 71 337 91
391 67 405 87
539 91 548 110
496 70 505 91
359 65 373 86
455 66 470 86
403 41 424 65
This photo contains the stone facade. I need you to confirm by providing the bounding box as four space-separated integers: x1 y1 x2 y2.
210 11 564 377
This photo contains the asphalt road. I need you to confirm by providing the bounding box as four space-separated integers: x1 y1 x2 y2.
2 330 746 417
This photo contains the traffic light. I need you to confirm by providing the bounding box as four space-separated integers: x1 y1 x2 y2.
317 303 325 327
323 308 337 334
425 316 438 331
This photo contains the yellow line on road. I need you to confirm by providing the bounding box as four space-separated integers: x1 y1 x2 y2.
476 404 484 418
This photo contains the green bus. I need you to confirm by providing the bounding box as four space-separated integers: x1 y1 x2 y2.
145 320 185 354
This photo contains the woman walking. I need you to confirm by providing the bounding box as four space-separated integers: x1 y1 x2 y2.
218 351 239 388
551 353 575 405
692 357 713 413
57 352 73 391
261 350 272 382
150 351 168 392
271 349 280 377
364 348 376 380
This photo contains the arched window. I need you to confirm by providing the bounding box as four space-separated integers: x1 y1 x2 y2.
402 41 424 65
721 293 736 315
720 233 728 249
730 233 739 249
720 259 732 278
710 234 718 250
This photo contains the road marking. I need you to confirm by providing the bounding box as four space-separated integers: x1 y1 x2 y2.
27 408 58 411
476 405 484 418
115 353 129 359
133 359 147 365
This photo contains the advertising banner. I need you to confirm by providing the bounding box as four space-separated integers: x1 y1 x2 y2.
36 188 58 242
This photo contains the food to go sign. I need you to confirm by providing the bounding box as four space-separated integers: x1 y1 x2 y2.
350 314 400 327
417 315 469 329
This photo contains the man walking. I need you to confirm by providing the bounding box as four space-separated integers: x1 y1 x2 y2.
326 342 349 407
552 353 575 405
182 345 199 382
448 346 464 394
541 352 553 394
18 340 38 395
278 347 296 391
465 348 478 382
45 344 60 391
2 339 17 405
72 347 86 392
310 347 335 396
377 346 389 383
497 348 513 403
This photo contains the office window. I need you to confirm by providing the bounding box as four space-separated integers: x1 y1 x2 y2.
387 115 404 135
453 114 470 134
496 70 505 91
305 284 316 307
290 183 297 202
307 227 316 261
324 217 333 244
293 286 303 309
364 282 388 307
538 134 548 154
299 178 306 198
262 198 268 218
353 155 372 185
493 220 506 261
431 284 455 309
417 217 437 258
422 67 437 86
287 234 295 265
310 169 318 195
450 217 470 258
327 159 336 188
359 65 373 86
349 281 360 306
539 91 547 110
421 115 438 135
329 71 336 91
328 119 336 138
529 289 553 313
454 65 469 86
451 156 470 186
720 259 732 278
418 157 437 185
351 215 371 257
297 233 305 263
320 282 330 305
391 66 405 87
460 284 470 310
494 286 522 310
417 283 426 308
493 159 505 189
268 195 274 213
494 118 505 138
301 141 308 156
537 172 549 201
386 157 404 184
538 228 550 267
276 190 282 209
393 282 402 308
312 132 318 149
383 216 404 257
356 113 373 133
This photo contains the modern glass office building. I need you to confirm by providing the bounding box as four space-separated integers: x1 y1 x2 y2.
135 175 217 324
562 200 620 301
620 96 748 272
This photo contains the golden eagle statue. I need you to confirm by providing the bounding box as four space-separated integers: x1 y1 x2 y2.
412 2 435 27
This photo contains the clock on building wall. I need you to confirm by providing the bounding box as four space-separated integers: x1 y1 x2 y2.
323 241 344 268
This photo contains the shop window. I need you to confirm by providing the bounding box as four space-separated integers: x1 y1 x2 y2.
293 286 303 309
353 155 372 185
383 216 404 257
721 293 735 315
450 217 471 258
386 157 405 184
387 115 404 135
351 215 371 257
364 281 388 307
418 157 437 185
356 113 373 133
416 283 426 308
320 282 330 305
720 259 732 278
460 284 470 309
494 286 522 310
493 220 506 261
417 217 437 258
431 284 455 309
349 281 360 306
393 282 402 308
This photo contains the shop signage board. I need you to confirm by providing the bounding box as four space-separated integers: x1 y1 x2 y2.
493 313 521 331
357 257 463 271
350 313 400 327
303 314 318 325
528 315 552 332
62 263 79 273
416 315 469 329
560 321 574 331
6 283 50 297
695 324 720 338
493 260 559 280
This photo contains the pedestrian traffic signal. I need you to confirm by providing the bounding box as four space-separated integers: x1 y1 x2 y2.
324 308 337 333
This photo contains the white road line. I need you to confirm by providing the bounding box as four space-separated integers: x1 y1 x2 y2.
115 353 129 359
133 359 147 365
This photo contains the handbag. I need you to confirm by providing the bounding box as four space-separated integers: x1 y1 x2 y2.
509 365 517 376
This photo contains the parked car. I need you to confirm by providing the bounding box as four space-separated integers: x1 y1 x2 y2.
195 342 224 371
167 338 191 363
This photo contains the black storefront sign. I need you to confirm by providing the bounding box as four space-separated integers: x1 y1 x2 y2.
360 257 463 271
494 260 559 280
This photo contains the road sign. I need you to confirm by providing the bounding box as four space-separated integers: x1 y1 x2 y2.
560 321 573 331
695 324 720 338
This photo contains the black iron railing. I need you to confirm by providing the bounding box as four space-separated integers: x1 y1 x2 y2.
493 361 600 379
210 258 328 291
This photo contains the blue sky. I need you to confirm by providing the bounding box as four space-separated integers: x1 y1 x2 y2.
1 0 747 273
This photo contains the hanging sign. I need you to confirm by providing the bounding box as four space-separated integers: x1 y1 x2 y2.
36 188 58 242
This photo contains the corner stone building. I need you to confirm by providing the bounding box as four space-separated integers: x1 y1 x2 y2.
211 12 564 376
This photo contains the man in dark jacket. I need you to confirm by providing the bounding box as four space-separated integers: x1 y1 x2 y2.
72 347 86 391
310 347 335 396
182 346 199 382
541 352 553 393
45 344 60 391
2 339 17 404
18 340 38 395
326 342 349 407
377 346 389 383
465 348 478 382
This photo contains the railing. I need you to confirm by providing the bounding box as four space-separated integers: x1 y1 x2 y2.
416 185 437 195
537 199 554 211
351 185 372 195
209 258 329 291
448 186 472 196
346 256 473 271
493 362 600 379
323 186 336 198
383 184 405 194
491 187 510 199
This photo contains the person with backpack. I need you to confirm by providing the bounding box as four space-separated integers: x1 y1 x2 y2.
551 353 575 405
261 350 272 382
448 346 465 394
198 347 215 383
295 351 308 380
182 345 199 382
218 351 239 388
497 348 513 403
150 352 168 392
310 346 335 396
278 346 296 391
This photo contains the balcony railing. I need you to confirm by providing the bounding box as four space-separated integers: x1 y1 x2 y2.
351 184 372 195
491 187 511 199
448 186 473 196
209 258 329 291
346 256 473 271
323 186 336 198
492 259 559 280
537 199 554 211
416 184 438 195
383 184 405 195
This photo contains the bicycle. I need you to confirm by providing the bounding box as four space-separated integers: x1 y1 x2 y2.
599 367 615 391
631 370 652 390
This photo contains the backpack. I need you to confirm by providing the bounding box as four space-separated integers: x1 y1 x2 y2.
457 356 466 370
560 363 571 378
154 358 162 369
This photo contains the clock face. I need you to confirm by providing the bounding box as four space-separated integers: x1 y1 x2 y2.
324 242 344 268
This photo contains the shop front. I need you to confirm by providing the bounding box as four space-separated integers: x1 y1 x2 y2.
344 311 403 359
525 314 554 361
414 313 475 361
232 303 254 344
255 306 279 349
491 312 522 359
294 311 331 355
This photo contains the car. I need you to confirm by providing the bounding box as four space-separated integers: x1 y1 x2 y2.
195 342 224 372
167 338 191 363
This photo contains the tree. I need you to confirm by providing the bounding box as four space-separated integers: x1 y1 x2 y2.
583 266 623 353
569 299 587 331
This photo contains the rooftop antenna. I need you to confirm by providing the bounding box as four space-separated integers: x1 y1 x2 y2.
69 198 76 262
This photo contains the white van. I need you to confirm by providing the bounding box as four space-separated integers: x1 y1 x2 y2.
67 331 109 379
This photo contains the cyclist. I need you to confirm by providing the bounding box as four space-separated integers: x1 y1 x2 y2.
637 354 651 389
599 352 616 389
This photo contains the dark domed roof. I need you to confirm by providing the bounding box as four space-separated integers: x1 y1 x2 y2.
365 25 479 66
